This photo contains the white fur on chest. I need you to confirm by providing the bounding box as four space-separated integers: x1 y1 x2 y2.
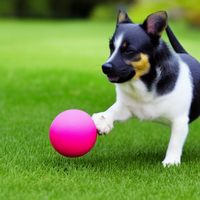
115 59 193 124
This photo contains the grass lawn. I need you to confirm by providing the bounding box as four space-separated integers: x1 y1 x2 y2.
0 19 200 200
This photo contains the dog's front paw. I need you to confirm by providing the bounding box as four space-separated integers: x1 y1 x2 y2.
162 155 181 167
92 112 113 135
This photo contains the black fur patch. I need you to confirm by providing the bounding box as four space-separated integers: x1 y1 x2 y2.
154 41 179 95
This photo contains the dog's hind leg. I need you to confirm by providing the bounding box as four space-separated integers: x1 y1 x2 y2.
162 117 189 167
92 101 132 135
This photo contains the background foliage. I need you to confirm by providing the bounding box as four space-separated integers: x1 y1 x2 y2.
0 0 132 18
128 0 200 25
0 0 200 25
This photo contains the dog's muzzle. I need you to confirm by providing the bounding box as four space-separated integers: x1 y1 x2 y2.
102 62 135 83
102 63 112 74
102 63 120 82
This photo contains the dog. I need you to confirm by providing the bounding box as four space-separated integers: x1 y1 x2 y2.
92 10 200 167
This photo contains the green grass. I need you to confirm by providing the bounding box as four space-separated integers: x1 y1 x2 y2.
0 19 200 200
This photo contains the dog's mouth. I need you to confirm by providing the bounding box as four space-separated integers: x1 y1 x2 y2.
107 71 135 83
107 76 120 83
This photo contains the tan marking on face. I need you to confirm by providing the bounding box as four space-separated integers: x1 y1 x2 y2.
126 53 150 80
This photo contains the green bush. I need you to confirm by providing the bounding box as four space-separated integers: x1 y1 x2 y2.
128 0 171 23
177 0 200 25
128 0 200 25
28 0 51 17
0 0 133 18
89 4 117 21
0 0 16 16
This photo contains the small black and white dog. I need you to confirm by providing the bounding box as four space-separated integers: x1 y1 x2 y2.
92 10 200 167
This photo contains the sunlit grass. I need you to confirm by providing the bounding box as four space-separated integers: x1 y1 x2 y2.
0 19 200 200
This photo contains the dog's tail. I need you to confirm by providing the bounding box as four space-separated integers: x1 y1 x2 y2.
166 25 188 54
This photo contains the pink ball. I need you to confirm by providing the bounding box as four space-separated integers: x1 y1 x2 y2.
49 109 97 157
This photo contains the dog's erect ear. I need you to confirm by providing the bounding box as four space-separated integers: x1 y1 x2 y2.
117 9 133 24
141 11 168 37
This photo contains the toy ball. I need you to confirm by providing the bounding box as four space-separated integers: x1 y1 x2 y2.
49 109 97 157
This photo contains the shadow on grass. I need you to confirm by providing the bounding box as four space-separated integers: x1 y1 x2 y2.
41 140 200 174
43 147 166 172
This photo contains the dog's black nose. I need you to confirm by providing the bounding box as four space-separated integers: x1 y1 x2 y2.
102 63 112 74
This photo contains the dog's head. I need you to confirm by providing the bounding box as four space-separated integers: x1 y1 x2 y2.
102 10 168 83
